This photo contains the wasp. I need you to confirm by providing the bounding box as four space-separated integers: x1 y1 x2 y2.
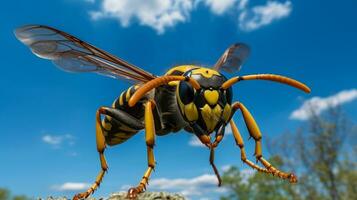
15 25 311 200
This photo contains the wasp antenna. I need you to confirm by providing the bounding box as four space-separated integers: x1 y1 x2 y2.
221 74 311 93
129 75 201 107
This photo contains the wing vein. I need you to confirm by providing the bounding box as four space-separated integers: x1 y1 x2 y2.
15 24 156 83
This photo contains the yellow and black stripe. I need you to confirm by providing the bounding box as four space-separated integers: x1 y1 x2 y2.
101 85 147 146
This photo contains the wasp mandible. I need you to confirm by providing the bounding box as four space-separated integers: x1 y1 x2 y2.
15 25 311 200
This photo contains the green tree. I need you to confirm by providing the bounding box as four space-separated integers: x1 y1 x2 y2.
220 107 357 200
0 188 31 200
0 188 10 200
12 196 30 200
295 108 356 200
221 156 301 200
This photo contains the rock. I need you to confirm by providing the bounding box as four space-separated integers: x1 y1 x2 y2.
44 197 96 200
108 192 186 200
43 192 186 200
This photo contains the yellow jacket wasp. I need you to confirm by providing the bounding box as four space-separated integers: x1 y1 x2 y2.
15 25 311 200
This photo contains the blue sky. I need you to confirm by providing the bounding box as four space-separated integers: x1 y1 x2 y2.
1 0 357 199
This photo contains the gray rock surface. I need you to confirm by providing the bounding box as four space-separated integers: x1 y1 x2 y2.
44 192 186 200
108 192 186 200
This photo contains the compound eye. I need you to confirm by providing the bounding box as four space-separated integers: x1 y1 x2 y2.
179 81 195 104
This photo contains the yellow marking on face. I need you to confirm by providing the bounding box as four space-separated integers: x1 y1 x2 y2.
200 105 212 130
200 104 222 132
204 90 219 105
191 68 220 78
176 85 186 114
212 104 223 119
222 104 232 122
184 102 199 121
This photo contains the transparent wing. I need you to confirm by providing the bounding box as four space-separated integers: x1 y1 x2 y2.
213 43 250 73
14 25 156 82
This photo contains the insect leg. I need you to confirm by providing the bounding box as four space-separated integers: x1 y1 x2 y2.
212 123 225 148
229 119 270 173
232 102 297 183
127 100 156 199
73 107 109 200
190 123 222 186
210 147 222 186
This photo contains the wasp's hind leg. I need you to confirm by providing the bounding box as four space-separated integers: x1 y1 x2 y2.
232 102 297 183
73 107 144 200
73 107 109 200
127 100 156 199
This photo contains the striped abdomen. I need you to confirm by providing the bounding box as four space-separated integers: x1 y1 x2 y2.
102 85 147 146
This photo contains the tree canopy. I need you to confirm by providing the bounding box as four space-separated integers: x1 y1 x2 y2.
221 108 357 200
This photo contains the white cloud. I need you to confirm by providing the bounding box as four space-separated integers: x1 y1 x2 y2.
42 134 75 148
225 123 232 135
188 136 205 147
51 182 91 191
90 0 193 34
145 169 254 198
203 0 237 15
89 0 292 34
239 1 292 31
238 0 249 10
42 135 62 145
290 89 357 120
221 164 232 172
149 174 227 198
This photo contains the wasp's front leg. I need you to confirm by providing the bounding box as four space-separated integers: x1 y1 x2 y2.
232 102 297 183
127 100 156 199
229 119 270 173
191 123 222 186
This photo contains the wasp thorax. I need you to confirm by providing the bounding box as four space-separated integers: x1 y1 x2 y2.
176 68 233 133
